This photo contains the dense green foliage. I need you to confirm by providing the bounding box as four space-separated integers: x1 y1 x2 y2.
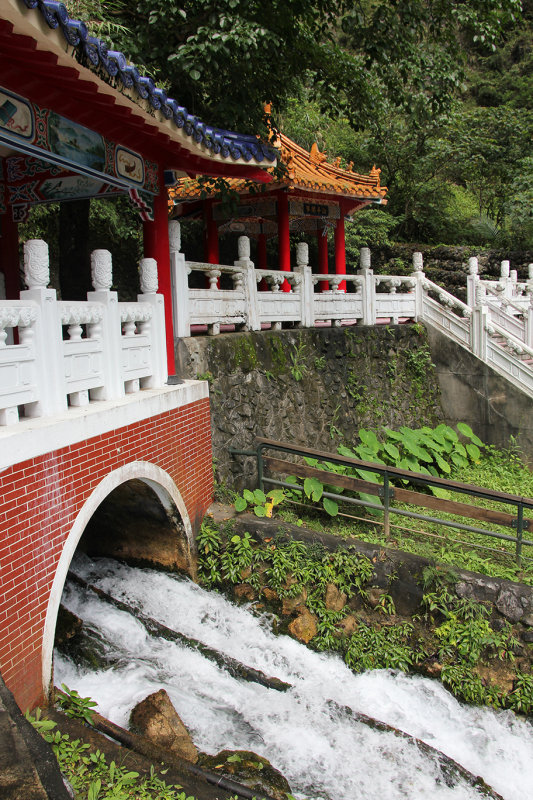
196 524 533 713
27 709 197 800
60 0 533 257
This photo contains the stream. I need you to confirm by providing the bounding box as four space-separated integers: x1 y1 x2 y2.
55 555 533 800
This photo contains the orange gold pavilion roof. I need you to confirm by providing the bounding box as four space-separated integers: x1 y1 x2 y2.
168 129 387 211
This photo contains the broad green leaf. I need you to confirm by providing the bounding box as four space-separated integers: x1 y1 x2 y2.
430 486 451 499
323 497 339 516
403 440 432 462
359 429 380 451
230 535 241 543
356 468 380 483
338 445 358 458
451 452 468 468
254 505 267 517
267 489 285 505
466 443 481 461
304 457 319 466
382 427 404 441
359 492 382 516
243 489 255 503
304 477 323 502
457 422 484 446
384 442 400 461
253 489 267 504
285 475 299 484
435 454 451 474
234 496 247 512
455 442 467 457
442 426 459 442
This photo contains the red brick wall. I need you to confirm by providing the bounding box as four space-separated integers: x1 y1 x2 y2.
0 398 213 711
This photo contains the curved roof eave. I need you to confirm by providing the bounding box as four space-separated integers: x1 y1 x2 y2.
3 0 277 175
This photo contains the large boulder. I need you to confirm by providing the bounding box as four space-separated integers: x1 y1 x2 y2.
129 689 198 763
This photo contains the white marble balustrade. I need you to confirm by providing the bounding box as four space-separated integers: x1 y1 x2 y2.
0 241 167 426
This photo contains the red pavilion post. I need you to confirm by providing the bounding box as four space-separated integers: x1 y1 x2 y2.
277 190 291 292
143 168 175 375
334 203 347 292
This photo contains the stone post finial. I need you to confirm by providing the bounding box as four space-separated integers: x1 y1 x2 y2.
510 269 517 283
24 239 50 289
91 249 113 291
359 247 371 270
168 220 181 253
139 258 159 294
468 257 479 275
500 260 510 279
238 236 250 260
412 252 424 273
296 241 309 267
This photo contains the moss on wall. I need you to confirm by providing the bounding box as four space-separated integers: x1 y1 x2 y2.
175 325 443 489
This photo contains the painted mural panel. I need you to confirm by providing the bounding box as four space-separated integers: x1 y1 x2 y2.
0 86 154 194
0 90 34 140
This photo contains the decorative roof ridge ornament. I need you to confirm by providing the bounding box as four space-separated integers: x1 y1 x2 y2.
18 0 277 167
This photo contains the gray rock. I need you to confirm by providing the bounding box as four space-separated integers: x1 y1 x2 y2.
495 589 525 623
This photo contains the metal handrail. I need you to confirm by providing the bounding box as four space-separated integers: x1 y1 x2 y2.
230 437 533 566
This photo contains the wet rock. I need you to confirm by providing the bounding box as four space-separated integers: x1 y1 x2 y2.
282 586 307 615
495 589 525 623
325 583 347 612
55 606 82 648
262 587 279 602
234 584 255 602
521 613 533 627
129 689 198 764
424 661 443 677
367 587 386 608
336 615 357 637
456 578 499 604
521 629 533 644
198 749 291 800
288 609 317 643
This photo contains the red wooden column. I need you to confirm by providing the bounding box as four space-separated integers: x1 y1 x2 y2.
0 212 20 299
334 202 347 292
317 224 329 293
143 167 175 375
277 190 291 292
258 231 268 291
204 199 219 264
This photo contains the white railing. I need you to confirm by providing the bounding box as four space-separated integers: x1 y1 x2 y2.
0 240 167 426
169 221 533 397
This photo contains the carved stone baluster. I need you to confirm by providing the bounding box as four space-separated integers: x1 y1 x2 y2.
91 249 113 291
206 269 221 290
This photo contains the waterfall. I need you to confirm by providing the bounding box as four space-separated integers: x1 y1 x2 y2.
56 555 533 800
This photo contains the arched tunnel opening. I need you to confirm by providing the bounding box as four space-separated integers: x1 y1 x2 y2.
76 478 195 576
53 476 197 680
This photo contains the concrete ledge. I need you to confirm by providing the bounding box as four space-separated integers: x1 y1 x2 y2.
0 675 71 800
0 381 208 472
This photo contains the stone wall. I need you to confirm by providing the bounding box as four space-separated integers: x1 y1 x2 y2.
426 327 533 464
175 325 443 489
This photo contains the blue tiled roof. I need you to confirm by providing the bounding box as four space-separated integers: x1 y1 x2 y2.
21 0 277 165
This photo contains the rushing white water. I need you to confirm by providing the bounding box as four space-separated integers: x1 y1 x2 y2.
56 555 533 800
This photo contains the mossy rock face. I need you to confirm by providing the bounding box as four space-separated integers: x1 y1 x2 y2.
198 749 291 800
177 326 444 490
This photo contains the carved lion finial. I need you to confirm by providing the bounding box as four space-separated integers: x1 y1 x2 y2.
24 239 50 289
139 258 158 294
91 249 113 291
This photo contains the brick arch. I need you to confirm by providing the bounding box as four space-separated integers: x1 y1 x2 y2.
41 461 193 698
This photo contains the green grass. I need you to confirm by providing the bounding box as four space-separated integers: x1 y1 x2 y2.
276 444 533 585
